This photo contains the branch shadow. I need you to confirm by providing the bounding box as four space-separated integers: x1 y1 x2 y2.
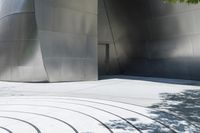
150 89 200 126
104 118 172 133
102 89 200 132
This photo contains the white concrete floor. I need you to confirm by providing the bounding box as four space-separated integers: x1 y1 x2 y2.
0 76 200 133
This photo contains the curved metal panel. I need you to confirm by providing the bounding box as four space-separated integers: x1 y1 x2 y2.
0 0 98 82
1 0 200 82
0 0 34 18
0 0 47 82
34 0 98 82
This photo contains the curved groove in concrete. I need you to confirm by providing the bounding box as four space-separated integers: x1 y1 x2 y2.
0 126 13 133
0 116 41 133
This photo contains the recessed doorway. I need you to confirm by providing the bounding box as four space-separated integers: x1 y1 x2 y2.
98 42 110 76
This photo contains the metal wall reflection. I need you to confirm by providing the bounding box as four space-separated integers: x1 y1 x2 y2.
1 0 200 82
98 0 200 80
0 0 47 82
0 0 98 82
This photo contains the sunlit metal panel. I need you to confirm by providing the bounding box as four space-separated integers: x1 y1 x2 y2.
34 0 98 82
0 0 47 82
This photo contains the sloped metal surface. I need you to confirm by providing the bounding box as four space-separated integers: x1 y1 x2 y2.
0 0 47 82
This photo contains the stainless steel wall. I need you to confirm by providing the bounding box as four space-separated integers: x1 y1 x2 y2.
0 0 98 82
144 0 200 80
98 0 200 80
98 0 120 75
0 0 47 82
1 0 200 82
34 0 98 82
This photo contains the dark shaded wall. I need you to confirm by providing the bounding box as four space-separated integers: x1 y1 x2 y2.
98 0 120 75
98 0 200 80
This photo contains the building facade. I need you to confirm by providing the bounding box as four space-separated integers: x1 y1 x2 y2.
0 0 200 82
0 0 98 82
99 0 200 80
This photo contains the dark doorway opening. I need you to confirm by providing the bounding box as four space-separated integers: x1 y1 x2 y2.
98 42 110 76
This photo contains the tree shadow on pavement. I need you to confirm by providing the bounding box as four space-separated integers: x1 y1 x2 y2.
104 118 172 133
103 89 200 133
150 89 200 126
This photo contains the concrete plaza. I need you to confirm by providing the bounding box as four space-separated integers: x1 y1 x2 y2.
0 76 199 133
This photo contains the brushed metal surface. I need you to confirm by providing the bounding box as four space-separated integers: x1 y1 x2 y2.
0 0 98 82
1 0 200 82
98 0 200 80
0 0 47 82
34 0 98 82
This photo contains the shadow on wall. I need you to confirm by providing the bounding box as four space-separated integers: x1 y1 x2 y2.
104 0 152 69
101 0 178 70
99 0 200 80
98 0 152 75
135 0 200 80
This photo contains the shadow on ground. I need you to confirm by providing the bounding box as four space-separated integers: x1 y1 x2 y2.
100 75 200 86
104 118 172 132
103 89 200 132
150 89 200 126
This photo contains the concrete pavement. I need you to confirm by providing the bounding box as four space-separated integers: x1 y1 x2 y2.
0 76 199 132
